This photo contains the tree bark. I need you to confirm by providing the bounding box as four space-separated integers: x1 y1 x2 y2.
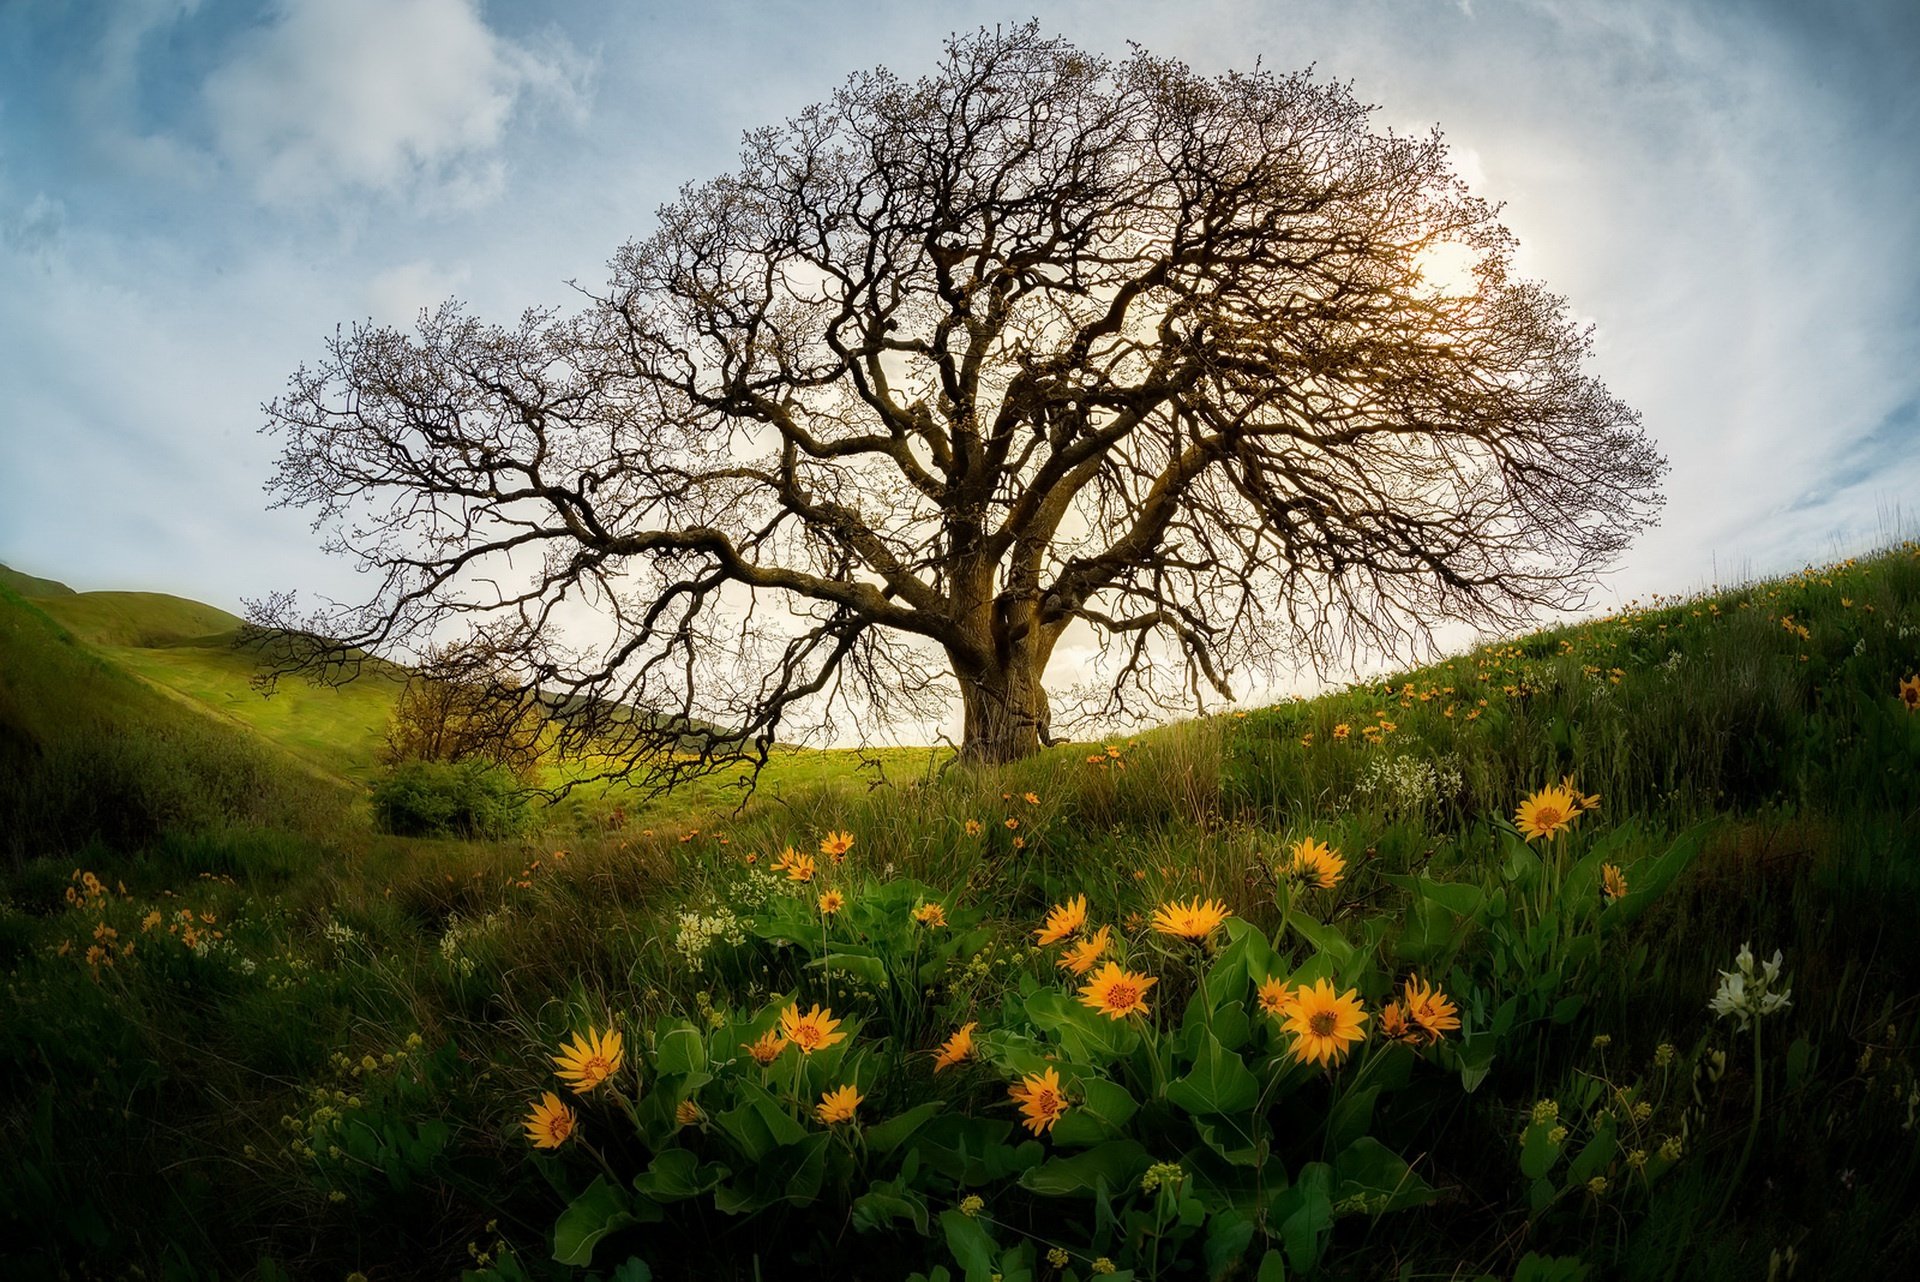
957 656 1051 763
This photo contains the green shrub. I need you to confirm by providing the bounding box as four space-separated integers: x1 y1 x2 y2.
370 759 530 838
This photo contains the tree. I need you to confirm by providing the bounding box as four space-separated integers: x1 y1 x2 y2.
382 640 547 780
257 24 1664 785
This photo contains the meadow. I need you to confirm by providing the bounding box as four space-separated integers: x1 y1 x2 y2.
2 548 1918 1280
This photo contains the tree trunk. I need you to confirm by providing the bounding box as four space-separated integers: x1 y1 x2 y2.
956 647 1052 763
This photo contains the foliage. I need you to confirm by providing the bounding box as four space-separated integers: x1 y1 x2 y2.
370 759 532 839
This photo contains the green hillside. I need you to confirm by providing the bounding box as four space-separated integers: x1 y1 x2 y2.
34 589 244 646
0 560 74 598
3 545 1919 1280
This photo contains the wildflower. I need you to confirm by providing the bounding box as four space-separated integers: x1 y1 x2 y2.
552 1026 624 1093
1332 723 1350 739
1560 775 1602 812
1150 896 1232 941
784 852 817 882
140 910 162 932
912 902 948 928
675 1098 702 1127
814 1083 863 1125
1282 978 1369 1067
1659 1134 1684 1162
1900 675 1920 712
1710 942 1792 1030
1077 961 1158 1020
1035 895 1089 945
818 890 845 916
1548 1125 1568 1145
745 1027 785 1066
1092 1258 1116 1274
1601 863 1629 901
1048 1247 1070 1268
1379 999 1419 1045
1286 837 1346 890
1140 1161 1186 1193
819 830 855 862
1654 1042 1676 1067
1399 973 1460 1044
1106 744 1123 759
934 1022 977 1072
1058 925 1112 976
1514 784 1583 841
1255 976 1295 1019
965 820 983 836
1591 1034 1612 1051
1586 1175 1609 1197
779 1004 846 1055
523 1092 576 1149
1530 1099 1561 1126
1023 792 1040 806
1009 1066 1070 1136
958 1194 985 1217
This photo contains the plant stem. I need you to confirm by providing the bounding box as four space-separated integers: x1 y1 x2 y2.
1719 1017 1766 1220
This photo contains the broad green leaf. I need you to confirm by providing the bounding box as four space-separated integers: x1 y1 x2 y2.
715 1079 807 1161
1205 1208 1255 1280
653 1020 707 1077
1274 1162 1332 1274
866 1101 945 1156
807 951 891 988
1165 1028 1259 1116
630 1148 727 1202
552 1176 635 1267
1519 1121 1561 1181
1051 1078 1137 1147
1018 1139 1150 1197
939 1208 998 1282
1331 1137 1437 1214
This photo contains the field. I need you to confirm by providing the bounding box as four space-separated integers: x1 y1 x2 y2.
2 550 1919 1280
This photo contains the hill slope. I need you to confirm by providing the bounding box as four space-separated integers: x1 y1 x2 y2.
0 561 74 598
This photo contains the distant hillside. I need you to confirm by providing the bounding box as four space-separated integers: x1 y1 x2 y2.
0 561 74 598
34 590 244 647
0 585 347 858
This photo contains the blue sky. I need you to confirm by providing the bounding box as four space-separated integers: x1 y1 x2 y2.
2 0 1917 691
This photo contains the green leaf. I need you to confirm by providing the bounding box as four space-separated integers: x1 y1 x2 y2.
1255 1250 1287 1282
1165 1028 1259 1116
715 1079 808 1161
1288 915 1355 969
1205 1208 1255 1281
1519 1121 1561 1181
852 1177 931 1235
609 1259 653 1282
1027 990 1140 1062
808 951 891 988
1566 1114 1617 1186
653 1019 708 1077
1325 1086 1377 1157
1051 1078 1138 1147
630 1148 727 1202
552 1176 636 1267
867 1101 945 1156
1331 1137 1437 1215
939 1209 998 1282
1018 1139 1151 1196
1603 820 1716 928
1274 1162 1333 1274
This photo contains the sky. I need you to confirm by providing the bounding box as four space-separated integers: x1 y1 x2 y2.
2 0 1917 723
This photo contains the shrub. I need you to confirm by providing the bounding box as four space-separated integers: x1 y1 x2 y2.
369 760 529 839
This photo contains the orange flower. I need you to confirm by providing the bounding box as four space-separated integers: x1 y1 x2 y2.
1255 976 1294 1019
933 1022 977 1072
1899 675 1920 712
1514 785 1583 841
818 890 845 915
1077 961 1157 1020
1378 999 1420 1046
1035 895 1088 945
1601 863 1628 901
1057 925 1111 976
814 1083 863 1124
1150 897 1231 941
1282 978 1369 1067
745 1027 785 1066
819 830 855 862
964 820 983 836
552 1026 625 1093
1401 973 1460 1044
1009 1066 1070 1136
779 1004 846 1055
523 1092 576 1148
912 902 948 928
1286 838 1345 890
675 1098 702 1127
1023 792 1040 806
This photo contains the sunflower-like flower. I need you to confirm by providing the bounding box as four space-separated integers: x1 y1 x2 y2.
552 1026 624 1093
1150 897 1232 940
779 1003 846 1055
1899 675 1920 712
1255 976 1295 1019
1560 775 1603 812
744 1027 785 1066
1601 863 1629 901
964 819 983 836
1035 895 1089 945
1378 999 1420 1046
523 1091 576 1149
1286 837 1346 890
1009 1066 1070 1136
1077 960 1158 1020
819 830 855 862
912 902 948 928
675 1098 702 1127
1401 973 1460 1044
773 846 816 881
933 1021 977 1072
818 890 845 915
1514 785 1583 842
1282 978 1370 1067
1057 924 1112 976
814 1083 863 1125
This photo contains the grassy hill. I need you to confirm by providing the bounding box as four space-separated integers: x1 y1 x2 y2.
2 545 1918 1280
0 561 74 598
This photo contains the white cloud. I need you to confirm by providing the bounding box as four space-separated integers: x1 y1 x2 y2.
202 0 590 209
365 259 472 326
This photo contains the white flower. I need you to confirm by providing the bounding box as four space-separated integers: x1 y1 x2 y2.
1710 942 1791 1031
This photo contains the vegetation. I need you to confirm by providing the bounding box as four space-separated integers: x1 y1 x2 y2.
1 545 1918 1280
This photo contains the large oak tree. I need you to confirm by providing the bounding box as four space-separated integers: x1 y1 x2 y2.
258 24 1664 784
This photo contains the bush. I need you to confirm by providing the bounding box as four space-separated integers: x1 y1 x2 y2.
369 760 530 838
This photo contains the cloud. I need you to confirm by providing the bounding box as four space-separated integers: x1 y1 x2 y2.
365 259 472 326
201 0 590 209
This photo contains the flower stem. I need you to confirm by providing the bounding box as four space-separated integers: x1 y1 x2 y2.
1719 1017 1766 1220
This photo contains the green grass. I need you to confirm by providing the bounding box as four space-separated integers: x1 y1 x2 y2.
0 561 74 598
32 589 244 647
2 545 1919 1280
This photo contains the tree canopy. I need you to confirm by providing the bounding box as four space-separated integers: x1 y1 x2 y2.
257 24 1665 784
